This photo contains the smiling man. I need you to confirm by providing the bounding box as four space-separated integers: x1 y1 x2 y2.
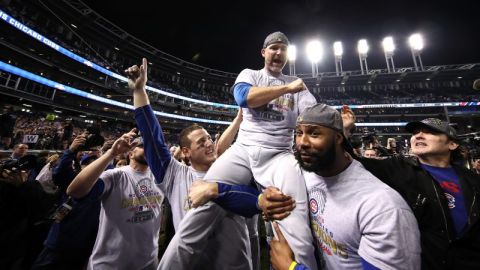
269 104 421 270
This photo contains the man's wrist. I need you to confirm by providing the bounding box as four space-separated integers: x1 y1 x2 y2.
105 149 116 159
209 182 219 199
134 86 146 92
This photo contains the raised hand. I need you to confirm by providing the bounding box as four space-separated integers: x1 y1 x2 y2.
341 105 356 138
110 128 138 156
125 58 148 91
69 133 87 152
188 180 218 208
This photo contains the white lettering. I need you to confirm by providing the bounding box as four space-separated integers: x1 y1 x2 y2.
23 135 39 144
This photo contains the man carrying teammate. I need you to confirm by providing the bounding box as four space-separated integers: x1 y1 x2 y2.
159 31 318 269
125 58 265 269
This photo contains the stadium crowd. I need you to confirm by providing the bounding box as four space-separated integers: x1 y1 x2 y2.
1 4 480 269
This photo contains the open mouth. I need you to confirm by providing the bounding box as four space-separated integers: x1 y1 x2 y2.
415 142 427 147
272 58 283 65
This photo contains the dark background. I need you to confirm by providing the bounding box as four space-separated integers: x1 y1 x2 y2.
80 0 479 74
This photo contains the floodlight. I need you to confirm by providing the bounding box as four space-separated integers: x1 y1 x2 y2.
333 41 343 57
287 45 297 61
382 37 395 53
357 39 369 55
306 40 323 63
409 33 424 51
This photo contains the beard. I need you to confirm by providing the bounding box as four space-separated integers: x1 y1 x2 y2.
132 153 148 166
295 141 337 172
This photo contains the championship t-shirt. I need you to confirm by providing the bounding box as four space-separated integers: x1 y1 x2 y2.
304 160 421 270
234 68 316 149
88 166 163 270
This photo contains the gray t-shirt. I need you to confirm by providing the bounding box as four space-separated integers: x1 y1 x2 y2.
160 158 252 269
88 166 164 270
305 160 421 270
160 158 205 230
234 68 316 149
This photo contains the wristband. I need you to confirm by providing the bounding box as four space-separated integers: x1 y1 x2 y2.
289 261 298 270
256 193 263 210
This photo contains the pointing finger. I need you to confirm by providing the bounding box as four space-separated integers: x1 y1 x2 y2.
142 58 148 74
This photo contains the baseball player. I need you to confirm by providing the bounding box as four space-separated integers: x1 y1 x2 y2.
126 58 260 269
159 32 318 270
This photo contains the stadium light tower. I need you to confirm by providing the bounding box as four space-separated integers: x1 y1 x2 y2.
357 39 369 75
306 40 323 78
333 41 343 76
287 45 297 76
409 33 424 71
382 36 395 73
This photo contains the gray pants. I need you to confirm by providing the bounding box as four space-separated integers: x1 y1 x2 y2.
158 143 317 270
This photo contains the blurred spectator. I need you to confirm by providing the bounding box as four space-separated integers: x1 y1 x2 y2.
115 159 127 168
363 148 379 159
0 155 52 270
0 107 16 150
11 144 29 160
386 137 398 155
473 158 480 174
35 154 61 194
32 133 101 270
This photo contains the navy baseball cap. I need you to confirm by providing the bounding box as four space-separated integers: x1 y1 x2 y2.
405 118 458 141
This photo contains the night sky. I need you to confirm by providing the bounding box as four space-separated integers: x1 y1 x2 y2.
83 0 478 74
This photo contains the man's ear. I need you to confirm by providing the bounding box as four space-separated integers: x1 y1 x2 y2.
181 147 191 158
261 48 266 58
448 141 459 151
336 132 344 146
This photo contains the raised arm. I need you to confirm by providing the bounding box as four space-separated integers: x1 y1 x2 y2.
67 129 137 198
215 108 242 157
126 58 172 184
125 58 150 109
341 105 356 140
52 134 86 191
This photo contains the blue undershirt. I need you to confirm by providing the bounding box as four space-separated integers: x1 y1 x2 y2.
421 163 468 237
233 82 252 108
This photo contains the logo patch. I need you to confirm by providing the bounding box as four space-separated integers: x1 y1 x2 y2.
445 193 456 209
310 198 318 214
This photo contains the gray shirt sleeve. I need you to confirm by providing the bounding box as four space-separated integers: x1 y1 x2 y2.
99 168 118 198
234 69 256 86
358 198 421 270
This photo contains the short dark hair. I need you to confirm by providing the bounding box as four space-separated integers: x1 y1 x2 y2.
179 124 203 148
